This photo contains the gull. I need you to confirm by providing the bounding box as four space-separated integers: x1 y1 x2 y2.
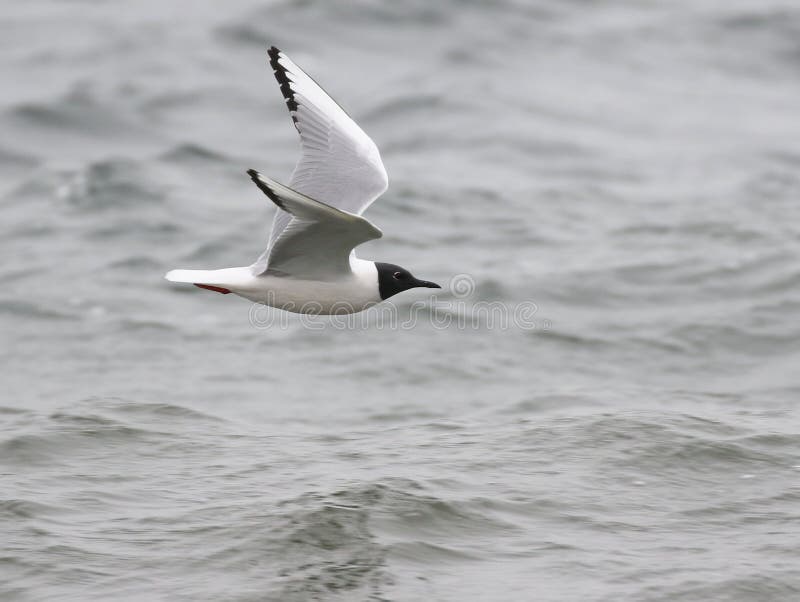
165 46 440 314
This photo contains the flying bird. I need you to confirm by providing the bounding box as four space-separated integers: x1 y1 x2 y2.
165 46 440 314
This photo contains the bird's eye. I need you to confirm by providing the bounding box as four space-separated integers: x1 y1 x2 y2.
393 271 407 280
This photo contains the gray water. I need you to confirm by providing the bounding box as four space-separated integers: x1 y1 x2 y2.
3 1 800 600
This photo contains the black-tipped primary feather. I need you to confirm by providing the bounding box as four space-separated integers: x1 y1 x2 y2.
268 46 299 123
247 169 286 210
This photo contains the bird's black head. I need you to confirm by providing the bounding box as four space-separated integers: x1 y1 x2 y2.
375 262 441 300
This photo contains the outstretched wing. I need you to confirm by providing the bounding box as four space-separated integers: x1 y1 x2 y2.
248 170 382 278
263 46 388 253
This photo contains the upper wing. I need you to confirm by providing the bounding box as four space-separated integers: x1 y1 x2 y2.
247 170 382 278
265 46 388 251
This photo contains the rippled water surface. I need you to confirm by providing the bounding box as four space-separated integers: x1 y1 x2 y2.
3 1 800 600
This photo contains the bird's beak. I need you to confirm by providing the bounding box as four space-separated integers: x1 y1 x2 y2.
415 280 441 289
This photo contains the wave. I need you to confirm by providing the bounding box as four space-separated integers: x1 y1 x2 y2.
0 300 78 321
250 479 513 598
58 159 164 210
6 87 150 141
0 399 226 467
159 143 231 165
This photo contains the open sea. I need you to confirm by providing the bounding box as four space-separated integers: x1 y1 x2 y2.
2 1 800 600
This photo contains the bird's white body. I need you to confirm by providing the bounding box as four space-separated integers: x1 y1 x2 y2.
166 258 380 314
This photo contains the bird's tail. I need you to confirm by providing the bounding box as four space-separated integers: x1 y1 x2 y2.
165 268 250 294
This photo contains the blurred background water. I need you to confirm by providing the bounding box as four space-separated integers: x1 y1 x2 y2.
2 0 800 600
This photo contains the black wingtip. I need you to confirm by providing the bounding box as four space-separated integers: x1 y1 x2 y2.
246 169 285 210
246 168 263 189
267 45 299 117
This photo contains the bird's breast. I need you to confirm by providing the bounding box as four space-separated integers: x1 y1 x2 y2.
236 272 381 315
